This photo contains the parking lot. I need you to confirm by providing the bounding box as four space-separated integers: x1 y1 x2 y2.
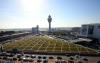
0 54 100 63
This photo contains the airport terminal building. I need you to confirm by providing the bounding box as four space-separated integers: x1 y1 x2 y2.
80 23 100 42
32 25 39 34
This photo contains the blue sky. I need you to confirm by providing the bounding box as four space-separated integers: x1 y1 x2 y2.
0 0 100 28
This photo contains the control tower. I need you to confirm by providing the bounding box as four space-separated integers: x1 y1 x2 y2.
47 15 52 33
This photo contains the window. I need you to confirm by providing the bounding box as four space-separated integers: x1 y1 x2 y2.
98 25 100 29
88 25 94 35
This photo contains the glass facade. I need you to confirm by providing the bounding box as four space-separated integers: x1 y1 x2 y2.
88 25 94 35
81 25 87 35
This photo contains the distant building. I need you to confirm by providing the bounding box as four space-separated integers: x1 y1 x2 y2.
80 23 100 42
72 27 81 33
32 25 39 34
